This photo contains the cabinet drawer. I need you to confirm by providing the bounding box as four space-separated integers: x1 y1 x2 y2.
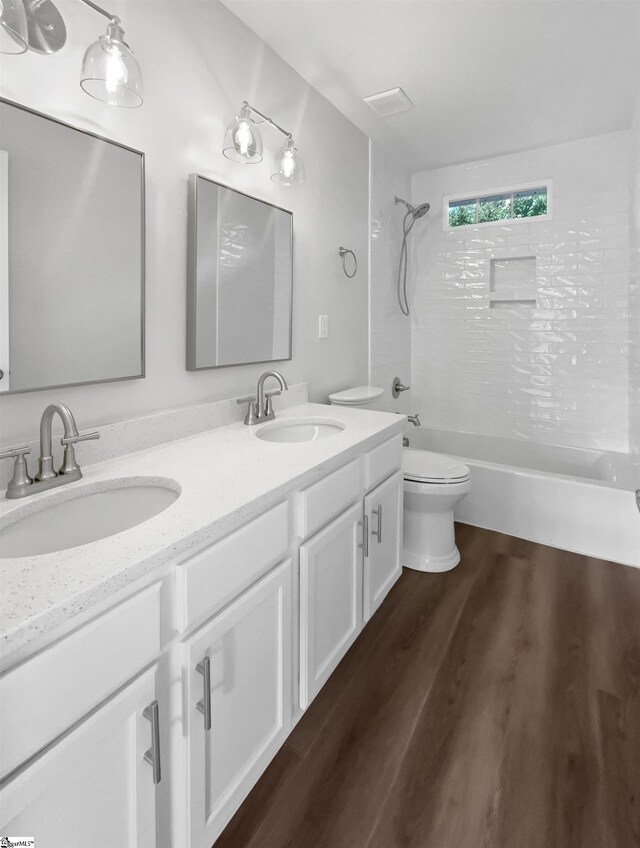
176 501 289 632
0 583 161 781
364 434 403 490
296 459 361 539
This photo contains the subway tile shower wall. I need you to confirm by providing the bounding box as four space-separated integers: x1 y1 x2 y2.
411 131 633 452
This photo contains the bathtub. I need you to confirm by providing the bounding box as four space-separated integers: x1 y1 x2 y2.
403 427 640 568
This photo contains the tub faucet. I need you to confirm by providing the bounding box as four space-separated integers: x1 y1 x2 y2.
237 370 289 425
0 402 100 499
408 414 421 427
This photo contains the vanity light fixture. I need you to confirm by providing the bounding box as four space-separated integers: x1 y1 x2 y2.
223 101 305 186
271 136 304 187
79 0 143 108
0 0 28 53
0 0 143 107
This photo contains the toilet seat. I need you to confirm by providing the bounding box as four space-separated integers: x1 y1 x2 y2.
402 449 470 484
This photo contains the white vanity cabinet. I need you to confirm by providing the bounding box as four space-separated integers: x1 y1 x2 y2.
0 666 160 848
180 559 293 848
1 416 405 848
363 470 403 622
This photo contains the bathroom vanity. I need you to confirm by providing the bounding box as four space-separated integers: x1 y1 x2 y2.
0 403 404 847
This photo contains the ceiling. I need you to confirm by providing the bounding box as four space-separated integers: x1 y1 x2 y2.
221 0 640 173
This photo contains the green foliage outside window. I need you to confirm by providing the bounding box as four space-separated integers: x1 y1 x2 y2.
478 195 511 223
513 192 547 218
448 202 476 227
448 187 548 227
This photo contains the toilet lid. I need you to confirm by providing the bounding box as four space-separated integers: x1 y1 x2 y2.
403 449 470 483
328 385 384 405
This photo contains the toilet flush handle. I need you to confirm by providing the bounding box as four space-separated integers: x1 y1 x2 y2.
392 377 410 399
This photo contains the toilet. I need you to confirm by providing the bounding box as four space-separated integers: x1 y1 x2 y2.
328 387 471 573
403 449 470 572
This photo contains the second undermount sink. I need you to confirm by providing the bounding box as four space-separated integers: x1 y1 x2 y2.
0 477 181 558
256 417 345 443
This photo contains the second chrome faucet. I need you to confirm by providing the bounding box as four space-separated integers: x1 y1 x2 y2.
237 371 289 426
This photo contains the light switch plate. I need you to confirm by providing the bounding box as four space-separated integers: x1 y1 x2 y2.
318 315 329 339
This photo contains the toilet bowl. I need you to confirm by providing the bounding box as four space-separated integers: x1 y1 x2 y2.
402 449 471 572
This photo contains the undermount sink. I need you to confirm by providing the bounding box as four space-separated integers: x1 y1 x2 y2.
0 477 181 558
256 417 345 443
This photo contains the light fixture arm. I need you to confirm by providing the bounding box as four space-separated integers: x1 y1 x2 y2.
243 101 293 142
79 0 120 25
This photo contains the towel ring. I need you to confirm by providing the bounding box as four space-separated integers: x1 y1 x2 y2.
338 247 357 278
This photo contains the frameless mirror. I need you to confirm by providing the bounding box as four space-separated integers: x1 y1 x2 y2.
187 175 292 370
0 98 144 394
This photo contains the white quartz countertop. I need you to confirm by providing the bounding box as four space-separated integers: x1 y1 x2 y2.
0 403 404 661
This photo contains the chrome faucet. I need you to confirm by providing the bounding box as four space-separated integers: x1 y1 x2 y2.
237 370 289 425
0 403 100 499
407 414 421 427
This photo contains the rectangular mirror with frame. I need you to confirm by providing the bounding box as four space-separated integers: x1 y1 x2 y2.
0 98 145 395
187 175 293 370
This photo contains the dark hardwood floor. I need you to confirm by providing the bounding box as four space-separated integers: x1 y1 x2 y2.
216 525 640 848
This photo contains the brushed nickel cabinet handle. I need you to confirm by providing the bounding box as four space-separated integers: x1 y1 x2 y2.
358 514 369 557
143 700 161 785
372 505 383 543
196 656 212 731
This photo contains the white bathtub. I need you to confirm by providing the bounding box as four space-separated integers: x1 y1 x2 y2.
404 427 640 568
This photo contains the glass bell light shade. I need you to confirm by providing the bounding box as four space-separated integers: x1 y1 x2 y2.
80 19 143 108
0 0 28 54
222 104 263 163
271 137 304 186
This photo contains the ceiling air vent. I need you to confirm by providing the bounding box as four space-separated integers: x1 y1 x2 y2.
363 87 414 118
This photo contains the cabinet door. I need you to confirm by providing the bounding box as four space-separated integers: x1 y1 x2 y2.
363 470 403 623
299 502 363 710
183 559 292 848
0 666 159 848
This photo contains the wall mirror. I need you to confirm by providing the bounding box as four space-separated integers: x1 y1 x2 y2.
0 98 144 395
187 175 293 370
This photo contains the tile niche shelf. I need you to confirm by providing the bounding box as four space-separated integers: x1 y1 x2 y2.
489 254 537 309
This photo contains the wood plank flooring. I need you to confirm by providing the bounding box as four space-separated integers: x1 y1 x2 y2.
216 525 640 848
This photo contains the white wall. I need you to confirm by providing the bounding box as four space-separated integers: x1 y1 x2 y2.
411 131 632 452
630 98 640 455
0 0 369 445
368 141 413 413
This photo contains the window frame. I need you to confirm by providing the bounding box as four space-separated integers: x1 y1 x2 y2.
443 179 553 232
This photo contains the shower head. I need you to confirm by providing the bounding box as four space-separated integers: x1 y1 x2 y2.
395 196 430 219
412 202 430 219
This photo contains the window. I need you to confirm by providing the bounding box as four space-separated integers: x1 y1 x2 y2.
445 182 551 229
